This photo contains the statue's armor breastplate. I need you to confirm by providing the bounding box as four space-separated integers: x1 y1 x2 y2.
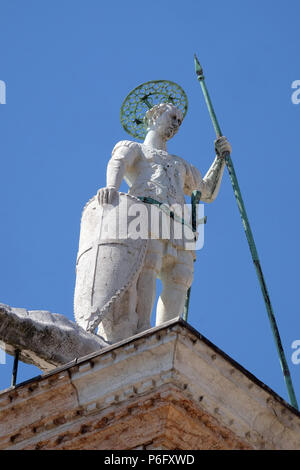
127 144 186 207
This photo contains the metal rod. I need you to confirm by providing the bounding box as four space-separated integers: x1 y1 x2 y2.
194 53 298 410
183 287 191 322
183 190 202 321
11 349 20 387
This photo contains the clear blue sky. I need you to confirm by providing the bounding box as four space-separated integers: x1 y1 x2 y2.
0 0 299 406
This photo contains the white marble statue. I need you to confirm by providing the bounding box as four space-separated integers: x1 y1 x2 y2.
74 102 231 343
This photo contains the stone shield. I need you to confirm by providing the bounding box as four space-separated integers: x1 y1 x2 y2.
74 192 149 334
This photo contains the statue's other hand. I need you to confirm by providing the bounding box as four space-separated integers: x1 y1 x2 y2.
97 187 118 205
214 136 232 158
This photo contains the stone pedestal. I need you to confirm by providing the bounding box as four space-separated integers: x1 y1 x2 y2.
0 319 299 450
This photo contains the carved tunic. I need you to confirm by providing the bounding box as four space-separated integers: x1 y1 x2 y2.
107 140 226 206
104 140 226 258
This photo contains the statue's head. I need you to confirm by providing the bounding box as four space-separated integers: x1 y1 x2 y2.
144 102 183 141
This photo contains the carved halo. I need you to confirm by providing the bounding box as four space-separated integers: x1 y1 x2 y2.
120 80 188 140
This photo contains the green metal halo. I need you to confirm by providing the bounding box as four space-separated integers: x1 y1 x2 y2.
120 80 188 140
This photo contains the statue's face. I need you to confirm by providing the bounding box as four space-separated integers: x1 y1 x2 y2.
152 106 182 141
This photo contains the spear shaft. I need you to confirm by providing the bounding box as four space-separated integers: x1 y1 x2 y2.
194 54 298 410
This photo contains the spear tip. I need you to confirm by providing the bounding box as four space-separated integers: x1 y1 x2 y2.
194 53 204 79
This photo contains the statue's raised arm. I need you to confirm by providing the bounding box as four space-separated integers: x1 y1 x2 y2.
184 136 231 203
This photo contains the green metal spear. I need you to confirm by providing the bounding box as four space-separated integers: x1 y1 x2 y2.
194 54 298 410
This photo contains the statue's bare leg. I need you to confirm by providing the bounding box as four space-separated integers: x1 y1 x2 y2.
136 240 163 333
156 250 194 325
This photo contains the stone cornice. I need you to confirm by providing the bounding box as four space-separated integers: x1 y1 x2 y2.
0 319 299 450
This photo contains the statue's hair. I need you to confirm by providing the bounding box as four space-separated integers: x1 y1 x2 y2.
144 102 183 129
